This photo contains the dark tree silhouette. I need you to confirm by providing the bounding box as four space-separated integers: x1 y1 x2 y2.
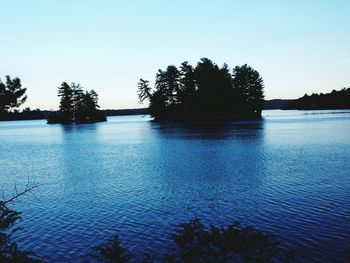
57 82 75 123
137 58 265 121
137 79 151 103
90 235 131 263
178 62 196 106
0 76 27 115
149 89 168 120
71 82 84 111
91 218 294 263
155 66 181 104
75 90 101 123
0 185 41 263
232 64 265 115
167 218 281 263
194 58 222 116
48 82 106 124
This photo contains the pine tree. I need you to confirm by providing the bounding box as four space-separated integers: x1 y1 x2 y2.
0 76 27 114
232 64 265 115
57 82 74 123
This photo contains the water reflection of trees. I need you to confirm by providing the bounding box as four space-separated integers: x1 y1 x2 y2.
150 120 265 140
59 123 104 190
146 120 268 231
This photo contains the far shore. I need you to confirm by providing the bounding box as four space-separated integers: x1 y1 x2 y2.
0 100 288 122
2 100 350 122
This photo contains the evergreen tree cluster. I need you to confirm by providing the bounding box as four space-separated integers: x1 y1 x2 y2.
91 218 294 263
283 88 350 110
47 82 106 124
0 76 27 115
138 58 265 121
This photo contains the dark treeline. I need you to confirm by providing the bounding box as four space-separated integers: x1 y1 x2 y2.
47 82 106 124
283 88 350 110
138 58 265 121
0 101 295 122
0 108 51 121
0 108 149 121
104 108 149 116
1 186 41 263
263 99 293 110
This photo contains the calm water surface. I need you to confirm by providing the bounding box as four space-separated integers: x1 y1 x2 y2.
0 110 350 262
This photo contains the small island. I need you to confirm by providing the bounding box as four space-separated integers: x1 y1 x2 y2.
137 58 265 121
47 82 106 124
283 88 350 110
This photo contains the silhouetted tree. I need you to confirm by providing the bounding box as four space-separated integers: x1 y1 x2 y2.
137 79 151 103
178 62 196 105
232 64 265 115
194 58 222 116
75 90 101 123
149 89 168 120
155 66 180 104
0 186 41 262
165 65 181 104
71 82 84 111
216 63 235 115
167 218 282 262
57 82 74 123
90 235 131 263
0 76 27 115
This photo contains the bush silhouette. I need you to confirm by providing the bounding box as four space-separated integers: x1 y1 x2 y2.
91 218 293 263
0 198 41 262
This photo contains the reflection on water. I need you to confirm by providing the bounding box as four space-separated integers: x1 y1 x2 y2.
150 120 265 140
0 110 350 262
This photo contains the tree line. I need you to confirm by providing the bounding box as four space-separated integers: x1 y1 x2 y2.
138 58 265 121
283 88 350 110
47 82 106 124
0 108 51 121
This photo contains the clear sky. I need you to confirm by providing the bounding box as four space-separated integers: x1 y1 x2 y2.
1 0 349 110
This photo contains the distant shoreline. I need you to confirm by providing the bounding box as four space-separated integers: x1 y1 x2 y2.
0 100 289 122
0 108 149 122
2 102 350 122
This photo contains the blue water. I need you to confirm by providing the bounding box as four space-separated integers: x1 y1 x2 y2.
0 110 350 262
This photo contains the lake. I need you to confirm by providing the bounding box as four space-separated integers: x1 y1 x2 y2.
0 110 350 262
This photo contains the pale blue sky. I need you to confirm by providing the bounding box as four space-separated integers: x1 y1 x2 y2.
1 0 349 110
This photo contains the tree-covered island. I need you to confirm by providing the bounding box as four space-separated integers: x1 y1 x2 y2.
47 82 106 124
137 58 265 121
